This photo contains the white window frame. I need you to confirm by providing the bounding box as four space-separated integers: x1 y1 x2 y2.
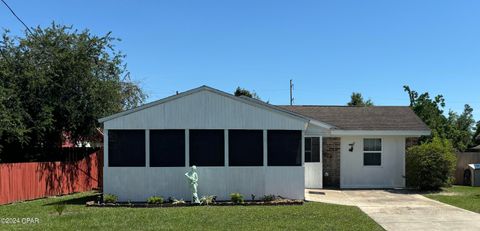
304 136 322 163
363 138 382 167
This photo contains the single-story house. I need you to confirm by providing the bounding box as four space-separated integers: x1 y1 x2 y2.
99 86 430 201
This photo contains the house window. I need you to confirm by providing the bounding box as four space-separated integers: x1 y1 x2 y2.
108 130 145 167
305 137 320 163
189 130 225 166
267 130 302 166
363 138 381 166
150 130 185 167
229 130 263 166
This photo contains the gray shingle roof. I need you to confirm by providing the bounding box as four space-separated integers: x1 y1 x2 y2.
279 105 430 131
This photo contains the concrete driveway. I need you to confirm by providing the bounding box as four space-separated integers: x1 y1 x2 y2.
306 189 480 231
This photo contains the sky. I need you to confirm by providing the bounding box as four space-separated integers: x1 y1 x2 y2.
1 0 479 120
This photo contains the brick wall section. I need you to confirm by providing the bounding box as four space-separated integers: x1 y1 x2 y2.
405 137 420 151
322 137 341 187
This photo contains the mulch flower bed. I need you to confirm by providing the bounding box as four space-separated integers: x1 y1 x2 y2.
86 199 304 208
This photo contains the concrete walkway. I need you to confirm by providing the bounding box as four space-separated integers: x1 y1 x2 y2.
306 189 480 231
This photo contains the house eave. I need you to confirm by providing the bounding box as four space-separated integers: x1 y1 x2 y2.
330 130 431 137
308 119 336 130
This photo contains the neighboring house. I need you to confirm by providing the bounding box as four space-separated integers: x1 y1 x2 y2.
472 145 480 151
99 86 430 201
61 129 104 148
474 135 480 151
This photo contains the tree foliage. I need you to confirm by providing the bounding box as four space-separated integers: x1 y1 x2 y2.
234 87 261 100
446 105 476 151
474 121 480 146
347 92 373 106
0 23 146 161
404 86 476 151
406 137 456 190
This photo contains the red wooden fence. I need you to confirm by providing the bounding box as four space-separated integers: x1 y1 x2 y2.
0 152 101 205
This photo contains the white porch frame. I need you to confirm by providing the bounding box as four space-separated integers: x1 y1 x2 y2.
304 135 323 189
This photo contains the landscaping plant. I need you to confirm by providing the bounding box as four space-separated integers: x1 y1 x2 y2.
147 196 164 205
406 137 456 190
103 194 118 203
200 195 215 205
172 199 186 205
230 193 244 204
262 194 276 202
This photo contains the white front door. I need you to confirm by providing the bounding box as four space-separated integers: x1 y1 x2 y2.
305 136 323 188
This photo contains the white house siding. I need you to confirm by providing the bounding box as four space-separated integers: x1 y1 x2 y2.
103 90 307 130
103 167 304 201
103 89 308 201
340 136 406 188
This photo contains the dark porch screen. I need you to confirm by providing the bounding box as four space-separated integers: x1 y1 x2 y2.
228 130 263 166
108 130 145 167
189 130 225 166
267 130 302 166
150 130 185 167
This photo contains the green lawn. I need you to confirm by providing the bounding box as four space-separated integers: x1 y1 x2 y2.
0 191 382 231
425 186 480 213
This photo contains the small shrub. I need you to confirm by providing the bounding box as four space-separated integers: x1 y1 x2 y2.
53 203 66 215
147 196 164 204
103 194 118 203
230 193 244 204
172 199 186 205
200 195 215 205
251 194 256 201
262 194 276 202
406 137 457 190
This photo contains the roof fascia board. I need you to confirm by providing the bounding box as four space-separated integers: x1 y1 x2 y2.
331 130 431 137
309 119 335 129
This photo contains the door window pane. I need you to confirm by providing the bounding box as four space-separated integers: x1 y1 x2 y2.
305 137 320 163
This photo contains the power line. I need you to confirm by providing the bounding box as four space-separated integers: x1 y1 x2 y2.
1 0 33 34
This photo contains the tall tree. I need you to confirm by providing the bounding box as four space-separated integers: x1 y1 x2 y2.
404 85 475 151
0 23 146 161
347 92 374 106
404 86 447 137
446 105 475 151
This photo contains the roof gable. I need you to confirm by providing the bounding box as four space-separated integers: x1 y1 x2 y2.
99 86 311 125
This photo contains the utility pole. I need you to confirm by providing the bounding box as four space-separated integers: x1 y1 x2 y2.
289 79 294 105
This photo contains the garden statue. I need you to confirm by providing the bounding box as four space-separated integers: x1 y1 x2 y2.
185 165 200 204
